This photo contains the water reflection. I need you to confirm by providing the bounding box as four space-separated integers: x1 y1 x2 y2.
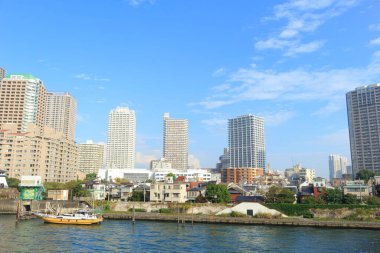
1 215 380 252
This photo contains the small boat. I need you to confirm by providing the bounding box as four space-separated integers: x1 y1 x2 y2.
35 210 103 225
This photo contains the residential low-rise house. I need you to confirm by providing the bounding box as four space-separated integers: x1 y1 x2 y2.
343 180 372 200
83 179 106 200
120 183 134 201
187 186 206 202
227 183 249 203
150 176 187 203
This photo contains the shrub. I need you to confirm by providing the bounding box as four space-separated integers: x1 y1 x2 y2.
129 208 146 212
363 196 380 205
230 211 246 217
302 212 314 219
159 208 173 213
253 212 281 219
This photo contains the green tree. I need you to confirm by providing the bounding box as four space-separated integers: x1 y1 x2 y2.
205 184 231 203
356 169 375 183
43 182 65 192
265 186 295 203
322 188 343 204
128 191 144 201
6 177 20 188
85 173 97 181
64 180 89 197
300 195 326 204
343 193 360 204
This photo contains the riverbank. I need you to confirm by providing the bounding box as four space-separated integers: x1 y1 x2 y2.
102 212 380 230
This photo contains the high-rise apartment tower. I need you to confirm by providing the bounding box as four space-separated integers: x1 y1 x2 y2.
347 84 380 176
45 92 77 140
328 154 348 181
228 114 265 170
163 113 188 170
0 74 46 132
106 107 136 169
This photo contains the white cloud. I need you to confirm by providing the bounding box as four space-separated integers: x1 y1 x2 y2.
212 67 226 77
315 128 350 148
201 118 227 127
74 73 110 82
262 110 296 126
128 0 155 7
256 0 359 56
370 37 380 45
135 152 158 167
285 41 325 56
188 154 201 169
197 54 380 114
369 24 380 31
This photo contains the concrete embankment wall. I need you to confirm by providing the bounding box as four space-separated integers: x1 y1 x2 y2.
0 200 88 214
0 200 18 213
103 212 380 230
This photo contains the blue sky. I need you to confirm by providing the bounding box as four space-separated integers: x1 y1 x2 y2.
1 0 380 178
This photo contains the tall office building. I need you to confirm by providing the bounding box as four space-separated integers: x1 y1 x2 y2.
0 67 5 79
106 107 136 169
329 154 348 181
79 140 104 174
347 84 380 176
0 74 46 132
228 114 265 170
45 92 77 140
163 113 188 170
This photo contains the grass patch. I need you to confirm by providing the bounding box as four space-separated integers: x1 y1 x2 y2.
128 208 146 212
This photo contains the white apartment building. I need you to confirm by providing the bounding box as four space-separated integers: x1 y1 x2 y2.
163 113 188 170
329 154 348 181
106 107 136 169
45 92 77 140
228 114 266 171
153 169 211 182
0 74 47 133
79 140 105 174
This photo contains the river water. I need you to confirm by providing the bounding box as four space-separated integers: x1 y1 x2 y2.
0 214 379 252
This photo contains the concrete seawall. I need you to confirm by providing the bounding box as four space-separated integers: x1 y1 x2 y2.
0 200 89 214
0 200 18 213
103 212 380 230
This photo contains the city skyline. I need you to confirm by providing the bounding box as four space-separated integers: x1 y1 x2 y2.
2 0 380 178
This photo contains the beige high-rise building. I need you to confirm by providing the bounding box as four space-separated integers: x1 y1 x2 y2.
106 107 136 169
79 140 104 174
0 74 46 133
163 113 188 170
45 92 77 140
0 123 78 183
0 67 5 79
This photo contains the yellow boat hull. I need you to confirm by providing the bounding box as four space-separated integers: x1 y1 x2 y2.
42 216 103 225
